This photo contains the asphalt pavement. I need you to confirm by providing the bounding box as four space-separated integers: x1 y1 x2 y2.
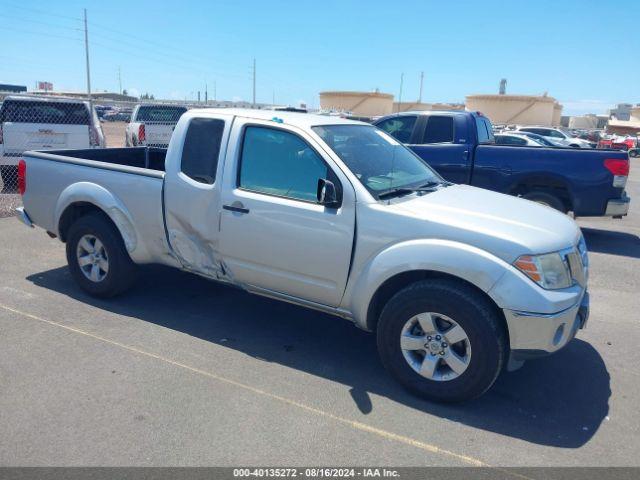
0 159 638 467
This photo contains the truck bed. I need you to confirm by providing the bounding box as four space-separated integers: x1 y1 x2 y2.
39 146 167 172
21 147 171 265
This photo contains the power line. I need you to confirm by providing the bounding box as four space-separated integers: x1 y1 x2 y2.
0 24 83 42
0 13 81 31
3 2 82 21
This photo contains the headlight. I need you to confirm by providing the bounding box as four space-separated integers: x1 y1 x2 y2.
514 252 573 289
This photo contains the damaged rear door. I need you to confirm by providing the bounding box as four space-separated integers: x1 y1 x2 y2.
163 113 233 278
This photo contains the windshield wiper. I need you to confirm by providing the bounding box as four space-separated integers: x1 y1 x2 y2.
417 180 450 188
377 183 445 200
377 188 416 200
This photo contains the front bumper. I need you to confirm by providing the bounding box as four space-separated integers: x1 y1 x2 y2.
504 290 589 360
605 192 630 217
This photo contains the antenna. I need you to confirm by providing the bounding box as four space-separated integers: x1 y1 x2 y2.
418 71 424 103
83 9 92 109
397 72 404 113
252 58 256 108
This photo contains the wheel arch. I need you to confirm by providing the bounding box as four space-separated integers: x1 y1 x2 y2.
344 239 511 332
55 182 137 253
508 173 574 212
365 270 508 338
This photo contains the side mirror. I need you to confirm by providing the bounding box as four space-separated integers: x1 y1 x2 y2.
317 178 339 208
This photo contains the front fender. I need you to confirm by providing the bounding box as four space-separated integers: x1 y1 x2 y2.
54 182 138 252
344 239 510 330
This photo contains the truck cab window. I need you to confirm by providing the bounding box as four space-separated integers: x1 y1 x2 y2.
422 116 454 143
475 117 492 143
181 118 225 184
239 126 329 202
376 116 417 143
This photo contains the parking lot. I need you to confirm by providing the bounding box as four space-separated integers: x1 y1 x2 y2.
0 153 637 467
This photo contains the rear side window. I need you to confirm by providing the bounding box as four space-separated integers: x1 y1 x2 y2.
239 126 329 202
0 100 90 124
135 106 187 123
376 116 417 143
181 118 225 184
423 115 454 143
475 117 494 144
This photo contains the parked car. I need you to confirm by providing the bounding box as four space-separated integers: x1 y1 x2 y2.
373 111 630 218
17 109 589 402
0 96 105 192
495 133 546 147
515 126 597 148
514 131 566 147
125 104 188 148
103 111 131 122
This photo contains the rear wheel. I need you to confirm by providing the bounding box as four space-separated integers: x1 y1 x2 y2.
66 213 137 297
521 191 566 212
376 279 507 402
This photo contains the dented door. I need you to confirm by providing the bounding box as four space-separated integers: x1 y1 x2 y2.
163 113 233 278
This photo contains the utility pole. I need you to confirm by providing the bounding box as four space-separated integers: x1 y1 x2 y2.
252 58 256 108
83 9 92 109
397 73 404 113
418 71 424 103
205 83 208 104
214 81 217 102
118 66 122 95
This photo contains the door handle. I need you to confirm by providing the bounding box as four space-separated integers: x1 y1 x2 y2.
223 204 250 214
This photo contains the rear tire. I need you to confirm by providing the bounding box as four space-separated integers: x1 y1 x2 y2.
66 213 137 298
376 279 507 403
521 191 566 212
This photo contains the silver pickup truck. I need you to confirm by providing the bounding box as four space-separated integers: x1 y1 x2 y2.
16 109 590 402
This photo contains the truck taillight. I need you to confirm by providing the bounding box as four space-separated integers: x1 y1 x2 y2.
604 158 629 188
138 124 146 143
18 159 26 195
89 125 100 146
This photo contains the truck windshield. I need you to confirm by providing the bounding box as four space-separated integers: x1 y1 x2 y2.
135 106 187 123
312 125 443 198
0 100 90 125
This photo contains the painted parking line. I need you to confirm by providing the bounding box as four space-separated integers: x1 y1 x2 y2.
0 302 532 478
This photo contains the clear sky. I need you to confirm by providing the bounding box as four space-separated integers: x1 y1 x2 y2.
1 0 638 114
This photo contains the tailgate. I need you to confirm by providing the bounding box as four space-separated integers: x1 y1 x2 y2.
2 122 90 156
144 123 175 146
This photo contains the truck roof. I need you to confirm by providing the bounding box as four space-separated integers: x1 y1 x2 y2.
2 95 90 106
399 110 471 116
188 108 368 128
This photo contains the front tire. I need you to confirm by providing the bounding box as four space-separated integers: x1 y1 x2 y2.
66 213 137 298
376 279 507 402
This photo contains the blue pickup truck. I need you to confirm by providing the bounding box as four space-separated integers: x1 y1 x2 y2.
374 111 630 218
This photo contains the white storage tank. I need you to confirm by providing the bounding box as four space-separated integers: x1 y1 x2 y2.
465 94 561 126
319 91 394 117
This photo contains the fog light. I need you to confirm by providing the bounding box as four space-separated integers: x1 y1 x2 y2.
553 324 565 346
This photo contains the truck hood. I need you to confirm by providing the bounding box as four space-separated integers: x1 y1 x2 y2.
384 184 581 263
